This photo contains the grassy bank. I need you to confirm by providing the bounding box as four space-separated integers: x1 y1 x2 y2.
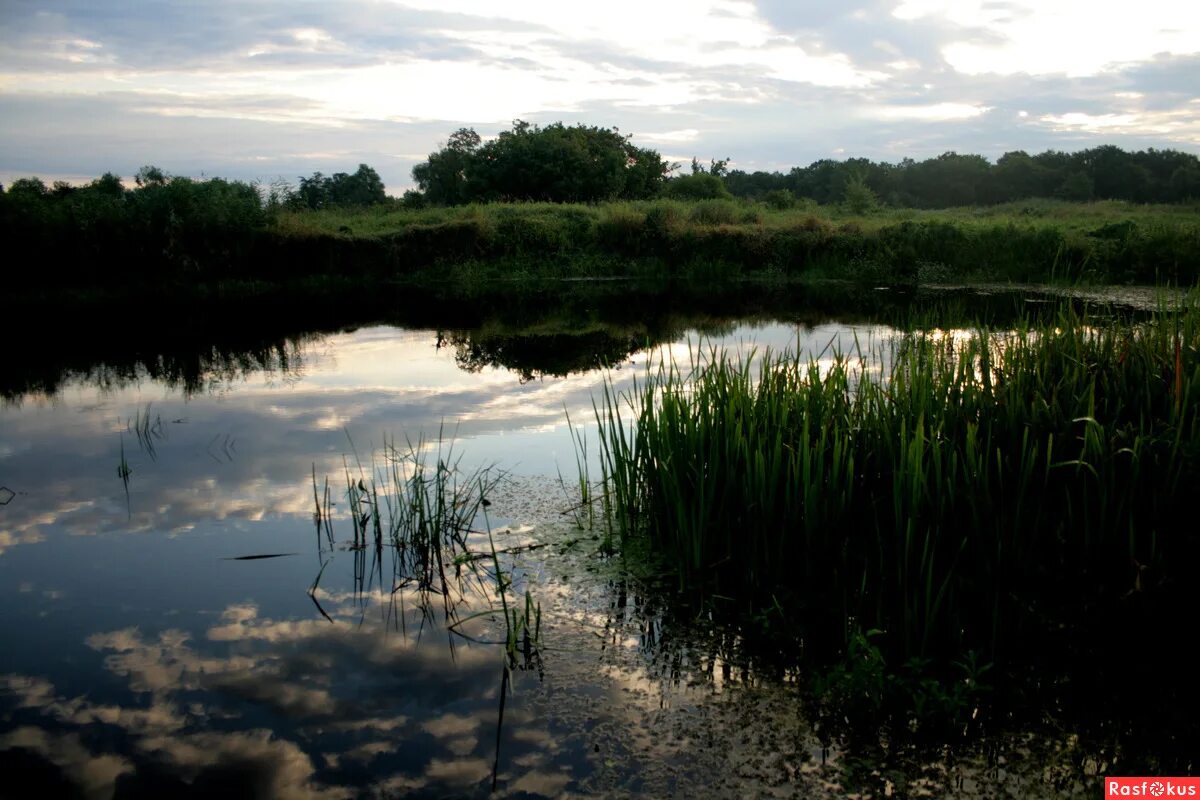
5 186 1199 293
580 296 1199 743
273 198 1200 285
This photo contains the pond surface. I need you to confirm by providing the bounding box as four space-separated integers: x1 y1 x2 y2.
0 285 1155 798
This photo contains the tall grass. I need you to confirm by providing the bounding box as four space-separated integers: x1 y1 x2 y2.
291 200 1196 284
586 297 1200 667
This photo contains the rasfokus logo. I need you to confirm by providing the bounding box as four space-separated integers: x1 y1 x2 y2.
1107 778 1200 797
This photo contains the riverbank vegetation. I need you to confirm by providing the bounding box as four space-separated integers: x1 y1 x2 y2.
581 296 1199 758
276 197 1200 284
5 181 1199 293
4 136 1199 296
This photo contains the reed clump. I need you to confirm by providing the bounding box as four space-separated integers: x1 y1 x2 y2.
311 431 542 666
588 298 1200 669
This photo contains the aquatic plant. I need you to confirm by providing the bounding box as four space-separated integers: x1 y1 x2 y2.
308 430 542 667
116 433 132 514
584 297 1200 674
127 403 166 460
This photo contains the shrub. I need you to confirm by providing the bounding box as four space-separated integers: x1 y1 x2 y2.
663 173 732 201
644 202 688 234
763 189 796 210
689 200 739 225
596 207 647 252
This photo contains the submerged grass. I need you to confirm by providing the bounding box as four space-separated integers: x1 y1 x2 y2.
584 295 1200 677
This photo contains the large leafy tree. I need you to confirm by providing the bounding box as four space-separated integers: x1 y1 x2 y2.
412 128 481 206
412 121 670 205
293 164 387 209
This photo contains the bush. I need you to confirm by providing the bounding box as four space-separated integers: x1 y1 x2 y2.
399 190 427 209
492 209 573 255
689 199 739 225
644 202 687 234
663 173 732 201
763 189 796 210
595 207 647 252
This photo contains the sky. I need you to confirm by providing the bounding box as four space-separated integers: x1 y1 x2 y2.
1 0 1199 193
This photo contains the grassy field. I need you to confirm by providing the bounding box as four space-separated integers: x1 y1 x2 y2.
273 198 1200 285
279 197 1200 237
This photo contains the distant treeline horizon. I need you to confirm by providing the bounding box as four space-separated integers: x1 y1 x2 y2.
722 144 1200 208
3 122 1199 212
405 122 1200 208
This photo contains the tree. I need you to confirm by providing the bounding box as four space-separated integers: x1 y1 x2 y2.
843 173 878 214
90 172 126 198
689 157 730 177
412 121 670 205
292 164 388 209
899 152 990 207
1170 164 1200 201
412 128 480 205
135 165 167 187
1055 172 1095 202
295 171 331 210
1083 145 1150 201
7 177 48 199
622 145 672 200
469 121 628 203
989 151 1053 203
725 170 788 198
327 164 386 206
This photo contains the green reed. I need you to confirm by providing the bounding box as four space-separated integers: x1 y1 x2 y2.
586 296 1200 665
310 429 542 666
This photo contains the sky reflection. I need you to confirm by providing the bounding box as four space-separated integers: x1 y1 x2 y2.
0 321 896 556
0 312 1114 797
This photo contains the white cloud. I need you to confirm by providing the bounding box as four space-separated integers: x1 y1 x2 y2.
1038 109 1200 143
1041 112 1140 130
916 0 1200 77
638 129 702 144
873 102 991 121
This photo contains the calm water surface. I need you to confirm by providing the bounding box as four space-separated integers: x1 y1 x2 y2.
1 290 1136 798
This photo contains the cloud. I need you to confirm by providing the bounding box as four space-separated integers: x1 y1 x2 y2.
931 1 1200 77
873 102 992 121
0 727 132 800
0 3 1198 212
637 129 702 144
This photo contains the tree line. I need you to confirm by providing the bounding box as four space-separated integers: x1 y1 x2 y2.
723 145 1200 208
4 127 1197 233
408 124 1199 207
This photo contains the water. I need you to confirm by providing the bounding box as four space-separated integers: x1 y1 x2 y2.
0 287 1159 798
